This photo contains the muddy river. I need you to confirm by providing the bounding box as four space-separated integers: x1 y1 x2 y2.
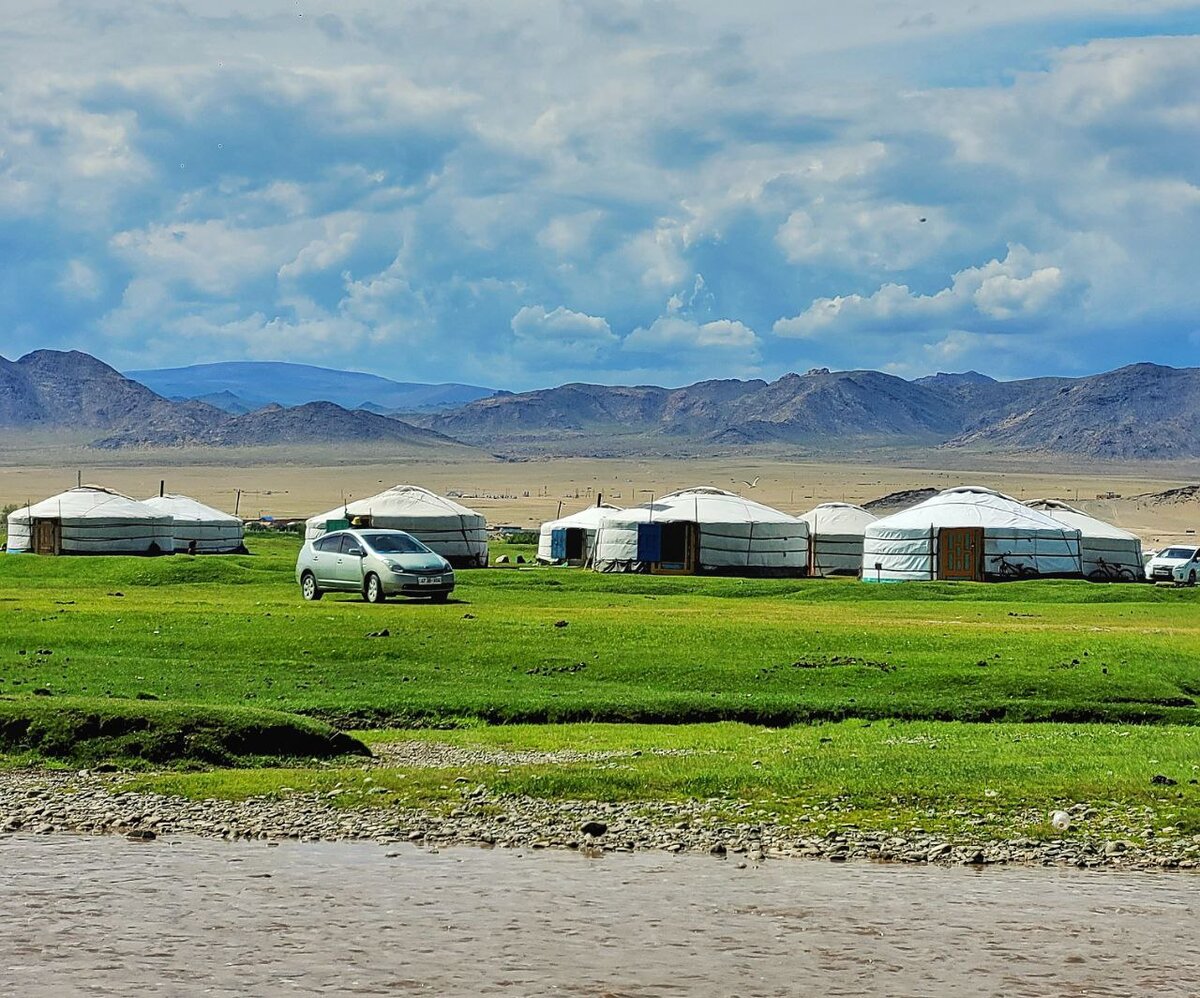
1 834 1197 996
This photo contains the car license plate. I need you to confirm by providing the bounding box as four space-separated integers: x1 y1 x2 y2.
418 575 439 585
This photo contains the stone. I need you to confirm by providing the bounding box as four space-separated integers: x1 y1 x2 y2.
580 820 607 837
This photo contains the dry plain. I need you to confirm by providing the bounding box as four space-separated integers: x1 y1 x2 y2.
2 441 1198 546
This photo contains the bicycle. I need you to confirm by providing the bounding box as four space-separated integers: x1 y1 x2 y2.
1087 557 1138 582
990 552 1038 580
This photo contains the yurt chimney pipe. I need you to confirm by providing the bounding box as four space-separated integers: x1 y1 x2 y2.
159 480 165 498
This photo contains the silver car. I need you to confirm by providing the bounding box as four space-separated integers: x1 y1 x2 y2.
296 528 455 603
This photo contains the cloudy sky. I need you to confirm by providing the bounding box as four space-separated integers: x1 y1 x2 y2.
3 1 1199 389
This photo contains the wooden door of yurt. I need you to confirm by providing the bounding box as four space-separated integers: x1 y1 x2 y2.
937 527 983 580
32 518 61 555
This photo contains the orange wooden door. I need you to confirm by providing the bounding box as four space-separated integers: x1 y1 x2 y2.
937 527 983 580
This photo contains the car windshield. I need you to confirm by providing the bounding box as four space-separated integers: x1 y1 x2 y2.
1160 547 1199 560
361 532 432 555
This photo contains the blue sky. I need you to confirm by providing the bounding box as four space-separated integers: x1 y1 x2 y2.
2 1 1199 390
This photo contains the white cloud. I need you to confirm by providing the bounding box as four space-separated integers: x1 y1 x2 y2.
511 305 618 366
774 246 1072 339
776 200 952 272
625 316 758 352
3 7 1200 384
58 259 103 300
278 224 360 281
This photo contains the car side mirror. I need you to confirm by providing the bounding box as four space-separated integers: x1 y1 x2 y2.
348 547 363 557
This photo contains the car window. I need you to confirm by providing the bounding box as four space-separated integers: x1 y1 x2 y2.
361 532 432 555
339 535 362 555
313 534 341 553
1161 547 1198 560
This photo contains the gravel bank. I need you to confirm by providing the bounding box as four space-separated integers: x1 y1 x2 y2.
2 766 1199 871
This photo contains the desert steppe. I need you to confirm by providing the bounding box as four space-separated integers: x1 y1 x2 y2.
2 443 1197 547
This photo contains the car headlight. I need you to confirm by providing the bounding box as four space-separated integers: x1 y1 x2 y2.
386 561 406 573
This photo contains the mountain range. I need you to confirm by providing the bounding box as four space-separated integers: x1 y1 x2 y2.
421 363 1200 460
127 361 495 414
0 351 471 452
3 349 1199 461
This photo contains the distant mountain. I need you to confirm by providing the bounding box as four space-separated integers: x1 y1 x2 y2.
945 363 1200 459
1 350 222 436
424 362 1200 460
427 369 984 449
185 390 256 415
127 361 496 413
94 401 463 450
7 349 1200 460
0 350 479 453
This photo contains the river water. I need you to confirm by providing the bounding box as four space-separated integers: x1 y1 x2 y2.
1 834 1198 997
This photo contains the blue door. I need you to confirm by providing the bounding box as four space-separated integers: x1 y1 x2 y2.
637 523 662 562
550 528 567 561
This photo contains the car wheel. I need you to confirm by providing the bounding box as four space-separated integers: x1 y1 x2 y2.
430 592 449 603
364 573 387 603
301 572 322 601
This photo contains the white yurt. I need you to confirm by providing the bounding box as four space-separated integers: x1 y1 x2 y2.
798 503 878 577
1026 499 1144 580
592 487 810 576
862 486 1082 582
143 494 245 554
537 502 622 565
5 486 175 555
306 485 488 567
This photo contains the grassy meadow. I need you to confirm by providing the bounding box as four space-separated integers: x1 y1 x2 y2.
2 533 1199 835
1 534 1198 727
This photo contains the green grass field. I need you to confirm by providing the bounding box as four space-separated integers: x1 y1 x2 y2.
130 720 1200 841
3 534 1200 837
1 534 1197 727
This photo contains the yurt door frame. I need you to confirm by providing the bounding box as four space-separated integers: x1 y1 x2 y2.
32 518 62 555
937 527 984 581
651 521 699 575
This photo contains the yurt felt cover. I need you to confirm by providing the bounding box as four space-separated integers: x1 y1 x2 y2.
144 494 245 553
7 486 174 555
1026 499 1143 577
798 503 877 577
592 487 809 575
862 487 1081 582
537 503 622 563
305 485 488 566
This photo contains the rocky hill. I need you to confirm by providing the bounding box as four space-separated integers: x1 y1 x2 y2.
1 350 477 452
944 364 1200 459
6 349 1199 459
425 362 1200 460
1 350 222 437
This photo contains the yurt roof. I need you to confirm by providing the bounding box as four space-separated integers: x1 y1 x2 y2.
143 493 240 523
309 485 483 524
602 487 802 525
543 503 622 531
1026 499 1140 541
870 486 1072 532
13 486 167 521
799 502 877 532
